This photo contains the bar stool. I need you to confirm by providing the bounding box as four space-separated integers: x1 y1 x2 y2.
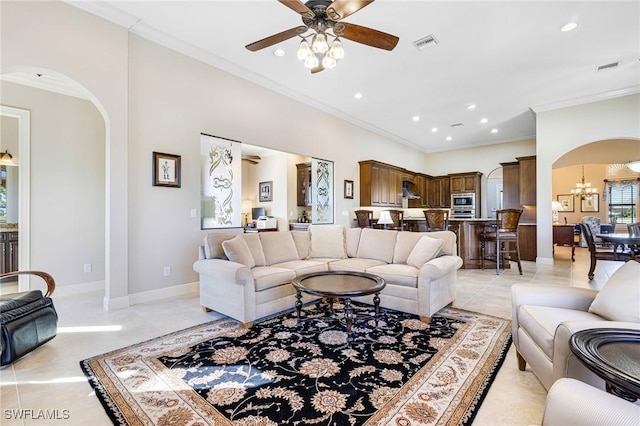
480 209 523 275
423 209 449 231
354 210 373 228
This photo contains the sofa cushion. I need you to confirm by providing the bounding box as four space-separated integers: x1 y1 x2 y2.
423 231 456 256
241 233 266 266
309 225 347 259
393 232 427 264
272 260 328 276
259 232 299 266
357 228 398 263
329 258 386 273
291 231 311 260
251 266 297 291
345 228 362 258
588 260 640 322
366 264 419 288
518 305 603 359
406 236 444 268
222 236 255 268
203 233 238 259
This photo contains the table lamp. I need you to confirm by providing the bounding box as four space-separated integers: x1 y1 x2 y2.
551 201 563 224
377 210 394 229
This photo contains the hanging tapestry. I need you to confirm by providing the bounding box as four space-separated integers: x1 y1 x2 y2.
311 157 334 224
200 134 242 229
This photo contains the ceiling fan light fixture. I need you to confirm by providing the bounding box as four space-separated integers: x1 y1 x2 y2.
322 55 337 69
627 160 640 173
311 33 329 54
329 38 344 59
304 54 319 69
297 39 312 60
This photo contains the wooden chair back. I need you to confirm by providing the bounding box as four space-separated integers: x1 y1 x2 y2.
423 209 449 231
354 210 373 228
387 209 404 230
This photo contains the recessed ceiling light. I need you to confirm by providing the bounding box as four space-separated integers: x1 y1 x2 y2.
354 92 363 99
491 128 499 133
412 116 420 122
446 136 452 141
467 104 476 110
480 118 488 124
273 49 285 57
431 127 438 133
560 22 578 32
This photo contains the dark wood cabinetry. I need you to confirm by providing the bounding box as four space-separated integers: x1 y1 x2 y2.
450 172 481 194
517 156 537 206
296 163 312 207
431 176 451 208
359 160 404 207
0 231 18 275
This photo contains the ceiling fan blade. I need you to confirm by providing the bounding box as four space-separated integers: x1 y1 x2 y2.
245 26 306 51
278 0 315 19
326 0 374 21
340 22 399 51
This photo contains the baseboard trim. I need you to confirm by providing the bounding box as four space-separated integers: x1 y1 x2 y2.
55 280 105 297
536 257 554 265
128 281 200 306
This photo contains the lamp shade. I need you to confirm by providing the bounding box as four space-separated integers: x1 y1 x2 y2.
377 210 394 225
551 201 563 212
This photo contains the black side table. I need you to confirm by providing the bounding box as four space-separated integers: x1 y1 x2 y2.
570 328 640 402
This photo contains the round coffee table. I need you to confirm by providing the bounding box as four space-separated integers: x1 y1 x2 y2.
569 328 640 402
291 271 386 335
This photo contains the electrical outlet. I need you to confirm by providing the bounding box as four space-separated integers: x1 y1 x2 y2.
83 263 92 273
163 266 171 276
190 208 197 218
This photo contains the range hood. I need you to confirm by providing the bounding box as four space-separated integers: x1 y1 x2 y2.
402 181 421 199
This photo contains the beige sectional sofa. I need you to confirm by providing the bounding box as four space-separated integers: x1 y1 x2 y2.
193 225 463 326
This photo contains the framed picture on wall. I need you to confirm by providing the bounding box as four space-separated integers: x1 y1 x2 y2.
344 180 354 199
557 194 574 212
152 151 181 188
580 194 599 212
259 181 272 202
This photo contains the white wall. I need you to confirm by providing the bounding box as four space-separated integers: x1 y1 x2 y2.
0 82 106 287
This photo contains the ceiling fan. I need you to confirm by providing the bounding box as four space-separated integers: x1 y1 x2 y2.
245 0 399 73
241 154 261 165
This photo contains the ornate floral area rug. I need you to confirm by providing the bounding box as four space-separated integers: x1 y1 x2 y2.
80 302 511 426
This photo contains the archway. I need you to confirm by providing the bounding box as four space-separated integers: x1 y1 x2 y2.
1 68 111 301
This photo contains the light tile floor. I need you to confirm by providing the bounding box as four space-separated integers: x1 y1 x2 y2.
0 245 622 425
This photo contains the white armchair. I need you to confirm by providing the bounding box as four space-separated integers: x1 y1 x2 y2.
511 260 640 391
542 378 640 426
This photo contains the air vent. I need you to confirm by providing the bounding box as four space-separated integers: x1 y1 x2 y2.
413 34 438 51
450 123 464 128
596 61 619 72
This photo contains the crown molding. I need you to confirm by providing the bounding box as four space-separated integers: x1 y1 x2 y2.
530 86 640 114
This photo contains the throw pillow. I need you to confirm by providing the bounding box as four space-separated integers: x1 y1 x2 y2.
221 236 255 268
588 260 640 322
406 236 444 268
309 224 347 258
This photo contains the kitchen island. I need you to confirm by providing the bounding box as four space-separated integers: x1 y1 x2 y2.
449 218 536 269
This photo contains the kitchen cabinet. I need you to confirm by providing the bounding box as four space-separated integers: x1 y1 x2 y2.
501 161 520 209
518 156 536 205
449 172 481 194
0 231 18 276
296 163 312 207
408 173 428 208
359 160 404 207
431 176 451 208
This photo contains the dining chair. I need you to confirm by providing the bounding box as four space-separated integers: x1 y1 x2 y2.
579 223 632 280
627 222 640 255
480 209 523 275
354 210 373 228
423 209 449 231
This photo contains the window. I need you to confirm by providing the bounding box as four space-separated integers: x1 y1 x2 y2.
608 182 637 224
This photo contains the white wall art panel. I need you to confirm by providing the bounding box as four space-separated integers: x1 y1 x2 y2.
200 133 242 229
311 158 334 224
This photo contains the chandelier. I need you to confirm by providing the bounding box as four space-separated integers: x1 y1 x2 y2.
570 165 596 200
296 22 345 70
